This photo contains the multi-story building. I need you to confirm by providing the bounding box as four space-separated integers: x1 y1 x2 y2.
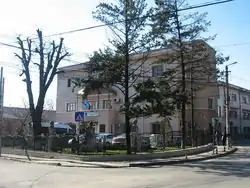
56 40 219 134
217 82 250 136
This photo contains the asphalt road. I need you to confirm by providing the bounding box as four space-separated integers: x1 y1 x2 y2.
0 146 250 188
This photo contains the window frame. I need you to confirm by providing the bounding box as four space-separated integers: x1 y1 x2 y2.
151 65 163 77
66 102 76 112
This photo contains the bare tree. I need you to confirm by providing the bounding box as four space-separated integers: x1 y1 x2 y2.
15 29 70 138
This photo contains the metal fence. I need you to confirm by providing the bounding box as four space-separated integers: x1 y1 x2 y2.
1 131 213 154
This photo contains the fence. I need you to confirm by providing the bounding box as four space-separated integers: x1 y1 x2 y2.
1 131 213 154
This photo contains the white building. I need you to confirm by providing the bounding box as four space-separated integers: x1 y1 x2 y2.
217 82 250 135
56 41 218 134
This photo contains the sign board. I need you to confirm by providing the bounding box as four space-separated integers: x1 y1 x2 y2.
84 111 99 117
83 101 91 110
75 111 85 122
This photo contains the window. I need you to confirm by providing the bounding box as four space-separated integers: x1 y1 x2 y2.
231 94 237 101
66 102 76 112
99 124 106 133
67 79 71 87
152 65 163 77
243 110 250 120
243 127 250 133
242 96 247 104
229 110 237 118
208 98 214 109
152 123 161 134
102 100 110 109
89 101 98 110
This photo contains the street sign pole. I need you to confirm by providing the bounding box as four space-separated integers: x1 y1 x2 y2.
75 111 85 134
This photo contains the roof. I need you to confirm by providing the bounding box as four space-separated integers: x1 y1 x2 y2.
58 63 87 72
59 39 215 72
218 81 250 93
3 106 56 120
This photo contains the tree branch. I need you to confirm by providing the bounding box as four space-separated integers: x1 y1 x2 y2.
44 38 69 92
15 37 35 114
37 29 45 94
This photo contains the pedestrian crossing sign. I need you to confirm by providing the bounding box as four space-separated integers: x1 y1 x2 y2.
75 111 85 122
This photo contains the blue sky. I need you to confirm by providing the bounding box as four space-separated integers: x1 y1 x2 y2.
0 0 248 108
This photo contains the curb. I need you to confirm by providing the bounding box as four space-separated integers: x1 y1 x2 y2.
1 156 129 169
129 148 238 167
1 148 237 169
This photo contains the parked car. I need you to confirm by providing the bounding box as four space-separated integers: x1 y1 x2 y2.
111 133 127 149
112 133 151 151
96 133 114 149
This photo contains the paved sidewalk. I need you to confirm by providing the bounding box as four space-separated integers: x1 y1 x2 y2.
0 146 237 168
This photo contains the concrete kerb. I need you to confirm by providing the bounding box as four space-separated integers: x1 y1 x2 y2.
79 144 214 162
1 144 213 162
1 156 129 168
1 147 237 168
129 147 238 167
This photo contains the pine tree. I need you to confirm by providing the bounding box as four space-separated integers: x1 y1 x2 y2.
73 0 153 154
143 0 228 148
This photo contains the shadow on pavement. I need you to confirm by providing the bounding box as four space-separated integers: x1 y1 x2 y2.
173 152 250 178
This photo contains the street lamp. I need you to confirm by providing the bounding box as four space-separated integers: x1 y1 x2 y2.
225 62 237 150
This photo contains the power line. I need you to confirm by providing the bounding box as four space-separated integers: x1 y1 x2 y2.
0 0 234 71
231 75 250 83
215 42 250 48
26 0 234 39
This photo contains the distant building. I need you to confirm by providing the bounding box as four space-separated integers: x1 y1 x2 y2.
56 40 219 134
2 106 56 135
217 82 250 136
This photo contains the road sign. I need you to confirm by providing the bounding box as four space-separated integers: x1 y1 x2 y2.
75 111 85 122
84 111 99 117
83 101 91 110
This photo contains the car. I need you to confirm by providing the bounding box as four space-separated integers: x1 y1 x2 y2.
112 133 151 151
96 133 114 149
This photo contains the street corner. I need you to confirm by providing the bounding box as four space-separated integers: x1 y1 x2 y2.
128 147 238 167
1 156 130 169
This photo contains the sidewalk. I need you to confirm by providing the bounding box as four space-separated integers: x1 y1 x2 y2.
1 146 237 168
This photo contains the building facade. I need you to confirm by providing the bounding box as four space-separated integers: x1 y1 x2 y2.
56 40 219 134
217 82 250 136
2 106 56 135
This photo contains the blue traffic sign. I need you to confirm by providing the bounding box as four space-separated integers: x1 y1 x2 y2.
75 111 85 122
83 101 91 109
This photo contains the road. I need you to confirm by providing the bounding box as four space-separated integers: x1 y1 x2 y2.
0 146 250 188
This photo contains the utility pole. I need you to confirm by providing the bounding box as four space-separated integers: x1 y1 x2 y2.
225 62 237 150
190 63 194 147
0 67 4 157
225 65 230 150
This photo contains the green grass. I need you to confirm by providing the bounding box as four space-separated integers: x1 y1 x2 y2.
60 146 193 156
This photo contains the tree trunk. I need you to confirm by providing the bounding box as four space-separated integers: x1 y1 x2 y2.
31 109 43 150
124 0 131 155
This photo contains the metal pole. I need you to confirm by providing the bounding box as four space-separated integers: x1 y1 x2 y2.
225 65 230 150
0 67 3 156
238 90 242 135
190 61 194 147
